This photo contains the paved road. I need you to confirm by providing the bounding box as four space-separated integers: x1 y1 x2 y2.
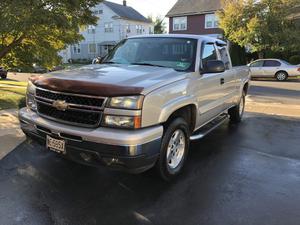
249 79 300 105
0 80 300 225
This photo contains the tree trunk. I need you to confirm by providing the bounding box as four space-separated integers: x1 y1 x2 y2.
0 35 25 60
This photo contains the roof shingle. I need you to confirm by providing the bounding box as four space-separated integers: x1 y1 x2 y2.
104 1 151 23
166 0 222 17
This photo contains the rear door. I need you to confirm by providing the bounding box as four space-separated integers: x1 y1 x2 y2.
216 44 236 109
262 60 281 77
249 60 264 77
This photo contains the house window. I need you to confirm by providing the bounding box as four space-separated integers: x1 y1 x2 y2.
73 44 81 54
173 17 187 31
105 22 113 32
126 24 131 33
136 25 143 34
149 27 153 34
205 14 219 29
88 43 97 54
88 25 96 34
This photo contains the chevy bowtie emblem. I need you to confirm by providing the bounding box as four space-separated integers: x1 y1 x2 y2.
52 100 69 111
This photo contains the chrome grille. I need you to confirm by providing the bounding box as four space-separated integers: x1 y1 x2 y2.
35 88 106 127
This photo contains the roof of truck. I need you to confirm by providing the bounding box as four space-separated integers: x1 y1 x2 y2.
128 34 227 45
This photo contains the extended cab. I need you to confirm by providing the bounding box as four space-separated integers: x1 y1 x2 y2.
19 35 250 180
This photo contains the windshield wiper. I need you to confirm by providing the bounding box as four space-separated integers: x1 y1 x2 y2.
131 62 169 68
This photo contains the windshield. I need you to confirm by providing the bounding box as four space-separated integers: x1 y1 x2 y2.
102 37 197 72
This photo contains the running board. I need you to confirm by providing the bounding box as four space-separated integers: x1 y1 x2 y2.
190 114 229 141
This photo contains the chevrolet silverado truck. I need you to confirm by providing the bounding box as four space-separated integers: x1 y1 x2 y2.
19 34 250 180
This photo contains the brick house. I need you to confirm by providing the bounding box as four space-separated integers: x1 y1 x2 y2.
166 0 223 39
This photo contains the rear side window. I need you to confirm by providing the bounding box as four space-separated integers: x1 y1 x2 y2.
202 44 218 66
217 46 230 70
250 61 264 67
263 60 281 67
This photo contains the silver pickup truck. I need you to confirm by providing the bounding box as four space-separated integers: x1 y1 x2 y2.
19 34 250 180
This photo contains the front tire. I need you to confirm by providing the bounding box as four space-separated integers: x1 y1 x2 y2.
228 91 246 123
156 118 190 181
1 74 7 79
275 71 288 81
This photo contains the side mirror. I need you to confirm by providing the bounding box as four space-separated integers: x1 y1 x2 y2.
201 60 225 74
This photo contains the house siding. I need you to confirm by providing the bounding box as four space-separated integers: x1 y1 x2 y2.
169 14 222 35
66 2 153 61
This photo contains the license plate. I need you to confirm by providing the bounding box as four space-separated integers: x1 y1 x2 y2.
46 135 66 154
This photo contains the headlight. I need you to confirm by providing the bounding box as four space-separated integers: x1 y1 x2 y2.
107 96 144 110
26 81 37 111
102 115 141 129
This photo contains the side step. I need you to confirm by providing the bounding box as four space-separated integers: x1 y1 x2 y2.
190 113 229 141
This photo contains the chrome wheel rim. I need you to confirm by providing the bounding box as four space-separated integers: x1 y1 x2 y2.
166 129 186 170
239 96 245 116
277 73 286 81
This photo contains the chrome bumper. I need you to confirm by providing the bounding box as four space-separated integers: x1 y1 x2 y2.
19 108 163 173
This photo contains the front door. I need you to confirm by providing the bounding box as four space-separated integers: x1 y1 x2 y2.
250 60 264 77
194 43 227 128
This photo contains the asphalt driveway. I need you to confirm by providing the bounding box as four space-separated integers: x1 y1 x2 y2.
1 112 300 225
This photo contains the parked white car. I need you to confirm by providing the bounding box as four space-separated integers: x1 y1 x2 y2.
248 59 300 81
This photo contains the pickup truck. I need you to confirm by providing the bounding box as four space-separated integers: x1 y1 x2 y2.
19 34 250 180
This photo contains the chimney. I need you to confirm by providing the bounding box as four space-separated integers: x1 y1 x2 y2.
123 0 127 6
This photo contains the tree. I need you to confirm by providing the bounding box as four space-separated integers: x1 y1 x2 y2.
148 16 166 34
218 0 300 56
0 0 102 70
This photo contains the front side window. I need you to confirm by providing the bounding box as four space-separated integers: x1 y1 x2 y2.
250 61 264 67
173 17 187 31
202 43 218 66
263 60 281 67
205 14 219 29
103 38 197 72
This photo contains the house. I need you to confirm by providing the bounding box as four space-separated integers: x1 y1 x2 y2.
63 0 153 62
166 0 223 39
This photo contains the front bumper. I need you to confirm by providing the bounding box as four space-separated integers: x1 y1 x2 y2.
19 108 163 173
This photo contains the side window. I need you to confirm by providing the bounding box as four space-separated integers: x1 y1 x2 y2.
263 60 281 67
250 61 264 67
202 44 218 66
217 46 230 70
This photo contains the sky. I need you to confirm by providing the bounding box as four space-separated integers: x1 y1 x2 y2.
108 0 178 18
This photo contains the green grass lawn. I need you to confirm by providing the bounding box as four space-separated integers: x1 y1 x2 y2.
0 80 27 110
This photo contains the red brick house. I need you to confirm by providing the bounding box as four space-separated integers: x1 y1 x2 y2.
166 0 223 39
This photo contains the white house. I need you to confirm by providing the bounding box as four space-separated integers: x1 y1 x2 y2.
61 0 153 62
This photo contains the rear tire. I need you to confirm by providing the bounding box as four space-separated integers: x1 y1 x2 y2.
275 71 288 81
156 118 190 181
228 91 246 123
1 74 7 79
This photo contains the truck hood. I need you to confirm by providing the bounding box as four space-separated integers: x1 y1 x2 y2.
30 64 186 97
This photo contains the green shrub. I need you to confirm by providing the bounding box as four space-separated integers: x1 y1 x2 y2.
289 55 300 65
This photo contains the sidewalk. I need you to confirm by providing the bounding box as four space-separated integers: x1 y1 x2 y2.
0 109 25 160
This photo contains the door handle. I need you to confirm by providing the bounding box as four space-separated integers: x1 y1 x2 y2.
220 78 225 85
